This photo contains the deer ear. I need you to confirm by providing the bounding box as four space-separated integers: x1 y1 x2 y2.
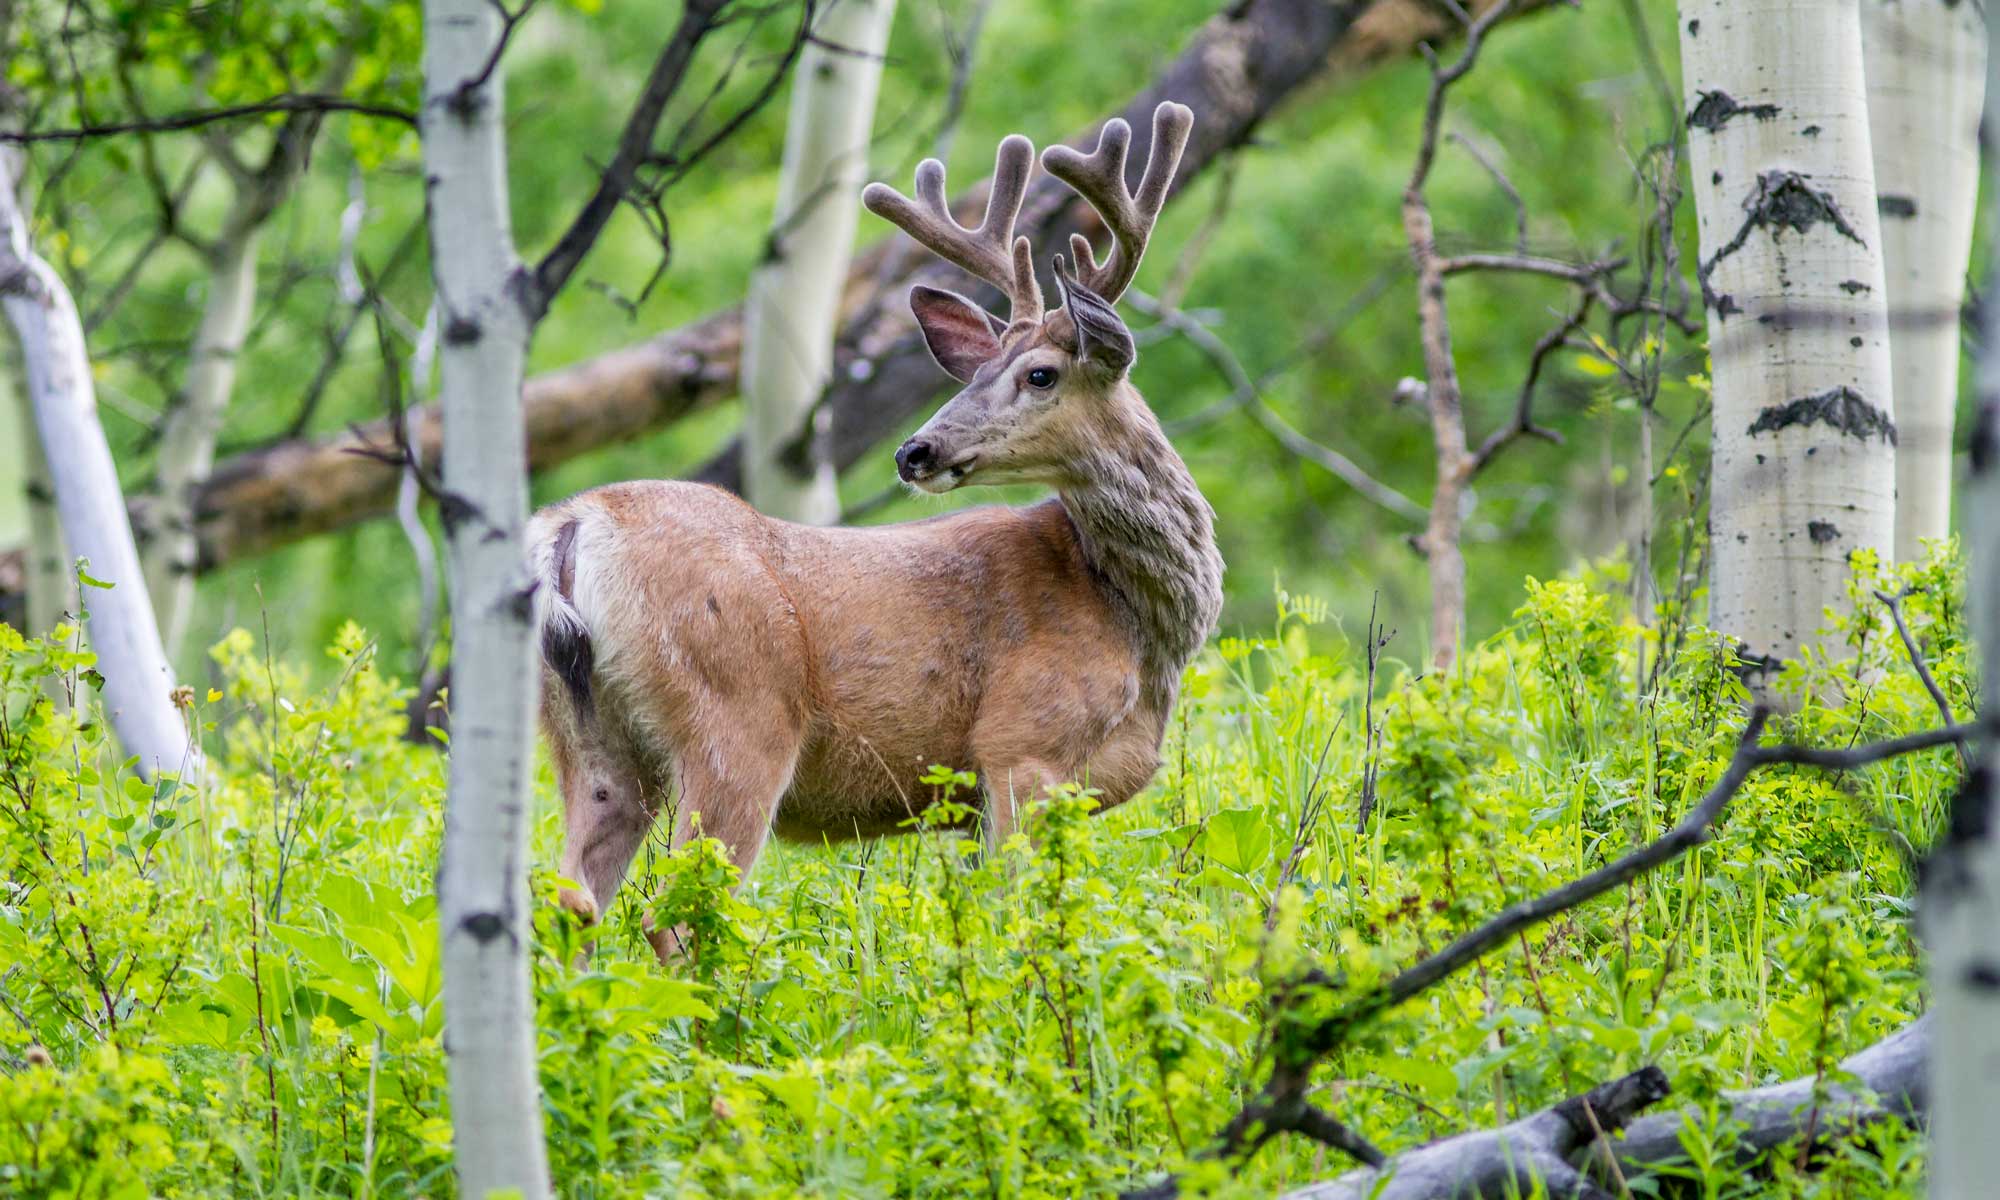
910 285 1006 383
1052 262 1134 375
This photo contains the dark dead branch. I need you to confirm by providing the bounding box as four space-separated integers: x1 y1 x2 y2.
1121 710 1968 1199
0 94 417 142
530 0 798 315
1873 586 1970 768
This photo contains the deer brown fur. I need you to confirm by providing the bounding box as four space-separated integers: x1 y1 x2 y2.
531 103 1222 961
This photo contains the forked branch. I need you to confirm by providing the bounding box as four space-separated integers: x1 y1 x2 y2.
1121 708 1970 1198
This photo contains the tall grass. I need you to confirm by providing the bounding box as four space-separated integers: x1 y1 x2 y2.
0 548 1966 1198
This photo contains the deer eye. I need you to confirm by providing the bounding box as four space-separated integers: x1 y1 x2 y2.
1026 366 1058 389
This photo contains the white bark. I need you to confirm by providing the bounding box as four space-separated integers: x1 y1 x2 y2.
0 157 187 774
1862 0 1985 560
1680 0 1897 689
5 360 73 636
1924 8 2000 1192
144 217 262 655
420 1 551 1195
144 53 351 656
740 0 897 522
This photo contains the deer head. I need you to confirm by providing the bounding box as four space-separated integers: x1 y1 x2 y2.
862 102 1194 493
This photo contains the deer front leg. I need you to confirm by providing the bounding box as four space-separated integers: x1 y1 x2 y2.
978 759 1061 856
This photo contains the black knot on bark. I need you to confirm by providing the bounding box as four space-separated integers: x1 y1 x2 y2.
460 911 507 943
1746 170 1865 246
1686 90 1779 132
1747 386 1896 445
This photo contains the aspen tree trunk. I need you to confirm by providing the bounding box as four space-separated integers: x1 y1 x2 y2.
420 1 551 1194
144 219 262 655
5 362 73 636
1923 10 2000 1191
741 0 897 522
142 50 349 655
1861 0 1984 560
0 156 188 774
1679 0 1898 691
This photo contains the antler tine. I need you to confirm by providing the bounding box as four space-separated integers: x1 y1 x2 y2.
1040 101 1195 303
862 134 1044 324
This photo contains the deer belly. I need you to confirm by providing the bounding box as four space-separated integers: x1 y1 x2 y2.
771 717 977 842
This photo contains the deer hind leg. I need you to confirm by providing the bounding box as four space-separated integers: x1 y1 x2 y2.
643 692 805 964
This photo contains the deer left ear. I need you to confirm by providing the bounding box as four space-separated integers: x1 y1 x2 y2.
910 285 1008 384
1052 260 1134 375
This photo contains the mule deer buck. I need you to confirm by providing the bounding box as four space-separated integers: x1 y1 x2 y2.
532 102 1222 960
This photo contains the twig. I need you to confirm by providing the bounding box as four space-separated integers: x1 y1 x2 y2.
1354 594 1395 832
1874 587 1969 768
529 0 732 314
1447 129 1527 253
1160 154 1240 310
1128 290 1429 523
449 0 542 113
1123 708 1970 1198
0 94 416 142
1467 293 1587 475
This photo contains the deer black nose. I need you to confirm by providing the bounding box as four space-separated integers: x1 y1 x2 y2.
895 438 935 481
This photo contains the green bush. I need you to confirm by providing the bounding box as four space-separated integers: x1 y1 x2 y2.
0 550 1967 1198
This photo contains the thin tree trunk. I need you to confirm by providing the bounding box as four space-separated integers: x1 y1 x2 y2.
5 359 73 636
420 1 551 1194
141 52 350 656
1861 0 1985 561
1679 0 1898 693
1923 8 2000 1191
0 154 187 774
741 0 896 522
5 0 1564 586
145 216 260 653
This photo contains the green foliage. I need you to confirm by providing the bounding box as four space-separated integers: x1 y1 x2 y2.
0 0 1721 679
0 549 1970 1196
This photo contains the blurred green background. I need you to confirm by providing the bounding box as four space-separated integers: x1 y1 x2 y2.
0 0 1793 679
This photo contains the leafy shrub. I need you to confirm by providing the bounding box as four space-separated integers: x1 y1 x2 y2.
0 550 1967 1197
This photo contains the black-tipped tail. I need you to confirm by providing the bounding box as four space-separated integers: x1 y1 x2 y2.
541 518 595 719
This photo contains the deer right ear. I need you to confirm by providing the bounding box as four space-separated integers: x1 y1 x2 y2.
910 285 1007 384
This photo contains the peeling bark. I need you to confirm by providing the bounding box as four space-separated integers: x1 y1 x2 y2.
1680 0 1897 694
1862 0 1985 559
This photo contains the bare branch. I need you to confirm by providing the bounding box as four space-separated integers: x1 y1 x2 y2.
529 0 736 315
1128 289 1429 523
1467 293 1586 475
1123 709 1969 1198
1873 586 1965 764
0 94 417 143
1438 252 1623 284
1447 129 1527 253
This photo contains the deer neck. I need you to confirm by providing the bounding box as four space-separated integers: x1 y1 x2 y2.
1057 388 1224 710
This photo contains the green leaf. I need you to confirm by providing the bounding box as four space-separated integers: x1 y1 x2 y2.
1198 808 1272 876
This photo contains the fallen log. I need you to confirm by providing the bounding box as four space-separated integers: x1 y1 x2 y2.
0 0 1560 604
1278 1017 1929 1200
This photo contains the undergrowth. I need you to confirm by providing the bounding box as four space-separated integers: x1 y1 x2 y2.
0 548 1969 1198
